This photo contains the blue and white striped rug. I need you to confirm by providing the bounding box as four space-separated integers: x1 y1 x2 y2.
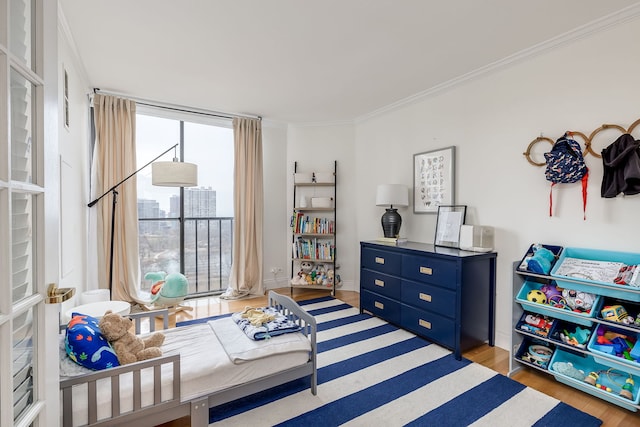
183 296 602 427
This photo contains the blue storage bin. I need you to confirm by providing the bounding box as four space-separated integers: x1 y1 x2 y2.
587 323 640 376
516 280 600 327
550 247 640 301
549 349 640 411
517 244 563 275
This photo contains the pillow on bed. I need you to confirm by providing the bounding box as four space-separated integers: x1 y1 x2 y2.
59 334 93 377
65 312 120 370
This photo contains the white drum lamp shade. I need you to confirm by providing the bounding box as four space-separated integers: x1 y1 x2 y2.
152 160 198 187
376 184 409 238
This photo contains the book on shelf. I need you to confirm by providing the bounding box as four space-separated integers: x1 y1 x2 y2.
290 211 334 234
375 236 408 245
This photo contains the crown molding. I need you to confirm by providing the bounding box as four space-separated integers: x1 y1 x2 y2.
355 3 640 125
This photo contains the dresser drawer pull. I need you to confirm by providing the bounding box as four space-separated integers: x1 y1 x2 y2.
374 279 385 287
419 266 433 275
375 257 385 264
419 293 432 302
419 319 432 329
374 301 384 310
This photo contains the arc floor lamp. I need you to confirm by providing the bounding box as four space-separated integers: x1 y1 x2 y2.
88 144 198 293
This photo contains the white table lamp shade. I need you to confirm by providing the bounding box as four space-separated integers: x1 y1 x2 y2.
152 161 198 187
376 184 409 207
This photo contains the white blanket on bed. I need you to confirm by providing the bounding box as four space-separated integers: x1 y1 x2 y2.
209 317 310 364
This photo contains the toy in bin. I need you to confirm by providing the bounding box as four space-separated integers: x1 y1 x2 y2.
583 369 635 400
526 289 547 304
519 341 554 369
526 283 596 314
601 304 640 327
551 321 591 348
591 325 640 362
519 244 557 274
517 312 554 337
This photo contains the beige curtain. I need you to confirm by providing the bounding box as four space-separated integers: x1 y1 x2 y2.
92 94 144 303
222 117 264 298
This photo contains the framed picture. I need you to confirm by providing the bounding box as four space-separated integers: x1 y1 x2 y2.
434 205 467 248
413 146 455 213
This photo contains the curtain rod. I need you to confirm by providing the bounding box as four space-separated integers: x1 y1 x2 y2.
91 88 261 121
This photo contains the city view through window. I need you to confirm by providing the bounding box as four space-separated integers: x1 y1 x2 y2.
136 113 234 297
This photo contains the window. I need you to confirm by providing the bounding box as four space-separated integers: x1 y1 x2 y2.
136 111 234 297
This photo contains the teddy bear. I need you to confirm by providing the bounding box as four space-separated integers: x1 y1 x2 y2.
98 310 165 365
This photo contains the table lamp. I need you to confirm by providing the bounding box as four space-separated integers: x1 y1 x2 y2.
376 184 409 238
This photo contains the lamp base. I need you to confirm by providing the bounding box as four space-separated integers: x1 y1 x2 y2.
381 208 402 238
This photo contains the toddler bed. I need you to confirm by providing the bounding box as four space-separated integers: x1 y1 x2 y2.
59 291 317 427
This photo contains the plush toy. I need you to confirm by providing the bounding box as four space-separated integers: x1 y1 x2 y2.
522 244 556 274
562 288 596 312
540 282 562 302
145 272 189 307
98 310 165 365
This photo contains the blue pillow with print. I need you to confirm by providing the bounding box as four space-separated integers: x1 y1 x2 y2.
65 312 119 370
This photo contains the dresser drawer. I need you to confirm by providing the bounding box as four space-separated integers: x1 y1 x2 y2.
401 254 457 289
401 280 456 318
401 304 455 349
361 290 401 324
361 269 401 299
361 247 401 276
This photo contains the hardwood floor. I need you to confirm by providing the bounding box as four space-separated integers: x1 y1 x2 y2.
159 288 637 426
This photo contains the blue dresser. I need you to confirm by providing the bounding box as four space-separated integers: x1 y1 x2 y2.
360 241 497 359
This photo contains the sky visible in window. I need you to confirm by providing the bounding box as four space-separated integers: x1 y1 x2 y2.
136 114 234 217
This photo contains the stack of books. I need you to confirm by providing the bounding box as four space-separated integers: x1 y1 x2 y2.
376 237 408 245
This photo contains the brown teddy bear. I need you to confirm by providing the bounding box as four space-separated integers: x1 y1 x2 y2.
98 310 165 365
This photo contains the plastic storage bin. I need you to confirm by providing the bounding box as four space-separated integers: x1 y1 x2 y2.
549 349 640 411
551 247 640 301
516 280 601 327
587 323 640 376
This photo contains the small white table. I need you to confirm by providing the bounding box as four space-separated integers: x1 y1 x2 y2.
64 300 131 323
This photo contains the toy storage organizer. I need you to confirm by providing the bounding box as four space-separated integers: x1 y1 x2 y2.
510 245 640 411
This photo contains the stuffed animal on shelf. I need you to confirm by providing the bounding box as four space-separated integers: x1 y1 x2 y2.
522 244 556 274
98 310 165 365
562 288 596 312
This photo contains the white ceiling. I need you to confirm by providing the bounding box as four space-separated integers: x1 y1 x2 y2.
59 0 640 124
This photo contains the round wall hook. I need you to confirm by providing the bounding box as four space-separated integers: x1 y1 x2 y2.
523 136 554 166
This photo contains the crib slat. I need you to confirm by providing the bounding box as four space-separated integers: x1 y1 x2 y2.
134 368 142 410
112 374 121 418
154 363 162 403
88 380 97 424
62 386 73 427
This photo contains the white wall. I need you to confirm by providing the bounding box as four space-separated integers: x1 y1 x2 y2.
58 21 91 313
353 18 640 349
262 123 289 289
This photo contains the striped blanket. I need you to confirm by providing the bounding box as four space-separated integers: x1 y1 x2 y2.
206 296 602 426
231 307 301 340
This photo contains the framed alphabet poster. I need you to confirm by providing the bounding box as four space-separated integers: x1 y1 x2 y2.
413 146 455 213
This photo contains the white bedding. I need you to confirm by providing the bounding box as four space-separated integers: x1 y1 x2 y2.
209 317 310 364
64 319 311 426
